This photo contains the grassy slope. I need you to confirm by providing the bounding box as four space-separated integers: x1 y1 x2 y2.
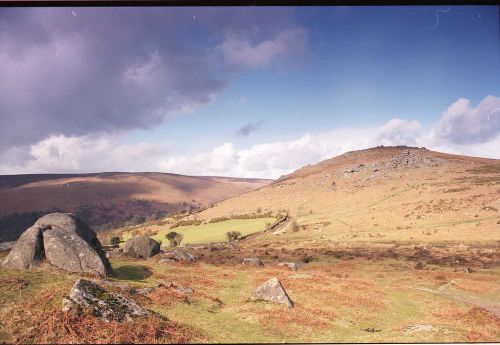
150 218 276 245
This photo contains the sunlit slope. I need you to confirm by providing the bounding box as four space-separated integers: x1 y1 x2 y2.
0 172 270 240
195 146 500 245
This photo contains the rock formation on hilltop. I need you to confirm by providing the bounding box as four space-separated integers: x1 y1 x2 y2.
2 213 111 276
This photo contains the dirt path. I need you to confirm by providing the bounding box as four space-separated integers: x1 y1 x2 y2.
411 286 500 318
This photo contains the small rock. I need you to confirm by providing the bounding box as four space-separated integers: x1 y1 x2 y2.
161 248 196 262
172 286 191 294
250 277 293 308
404 324 437 334
157 258 176 264
277 262 298 271
62 279 149 322
289 273 312 279
415 262 425 270
242 257 264 267
156 279 173 288
137 287 155 296
105 247 123 258
363 328 381 333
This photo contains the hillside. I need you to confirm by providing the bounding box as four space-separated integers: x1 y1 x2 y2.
191 146 499 246
0 172 270 241
1 146 499 343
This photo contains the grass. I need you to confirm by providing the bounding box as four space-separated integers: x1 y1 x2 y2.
1 248 499 343
150 218 275 245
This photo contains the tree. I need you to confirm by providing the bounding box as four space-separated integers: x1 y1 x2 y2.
166 231 183 247
226 231 241 242
110 236 120 246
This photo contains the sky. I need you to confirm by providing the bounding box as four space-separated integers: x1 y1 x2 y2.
0 6 499 179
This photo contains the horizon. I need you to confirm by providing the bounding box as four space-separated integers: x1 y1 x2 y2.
0 144 498 180
1 6 499 179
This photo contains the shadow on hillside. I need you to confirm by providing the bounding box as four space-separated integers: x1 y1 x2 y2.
112 264 153 281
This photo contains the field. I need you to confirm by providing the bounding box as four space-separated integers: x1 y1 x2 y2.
150 218 276 245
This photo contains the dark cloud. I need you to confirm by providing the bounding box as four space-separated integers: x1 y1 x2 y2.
235 120 263 137
0 7 307 152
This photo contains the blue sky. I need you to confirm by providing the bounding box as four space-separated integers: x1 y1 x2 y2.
0 6 499 177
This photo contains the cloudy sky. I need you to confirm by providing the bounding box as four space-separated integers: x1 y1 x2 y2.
0 6 499 178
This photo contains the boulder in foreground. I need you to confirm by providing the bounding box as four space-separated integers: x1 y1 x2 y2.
62 279 149 322
2 213 111 276
250 277 294 308
123 235 160 258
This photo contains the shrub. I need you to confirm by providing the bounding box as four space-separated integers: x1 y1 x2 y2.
226 231 241 242
208 216 230 224
291 220 300 232
170 219 202 229
110 236 120 246
256 207 262 213
166 231 183 247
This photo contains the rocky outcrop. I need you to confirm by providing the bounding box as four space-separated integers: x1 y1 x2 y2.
62 279 149 322
123 235 160 258
342 148 447 178
242 257 264 267
2 213 111 276
250 277 293 308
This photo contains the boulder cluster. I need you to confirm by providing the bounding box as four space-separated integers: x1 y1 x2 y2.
343 148 447 178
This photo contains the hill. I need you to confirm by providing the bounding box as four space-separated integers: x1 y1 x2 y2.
188 145 499 246
0 172 270 241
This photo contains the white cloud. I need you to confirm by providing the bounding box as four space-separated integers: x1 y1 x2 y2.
372 118 423 146
0 134 168 175
2 96 498 179
432 95 500 144
219 28 308 68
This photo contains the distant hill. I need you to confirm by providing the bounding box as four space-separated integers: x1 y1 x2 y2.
193 146 500 246
0 172 270 241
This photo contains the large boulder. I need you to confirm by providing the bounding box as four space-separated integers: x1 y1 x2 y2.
2 213 111 276
62 279 149 322
250 277 294 308
123 235 160 258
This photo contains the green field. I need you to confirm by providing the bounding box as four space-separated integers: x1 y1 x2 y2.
151 218 276 245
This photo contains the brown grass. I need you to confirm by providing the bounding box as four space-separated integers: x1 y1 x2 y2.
0 284 199 344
